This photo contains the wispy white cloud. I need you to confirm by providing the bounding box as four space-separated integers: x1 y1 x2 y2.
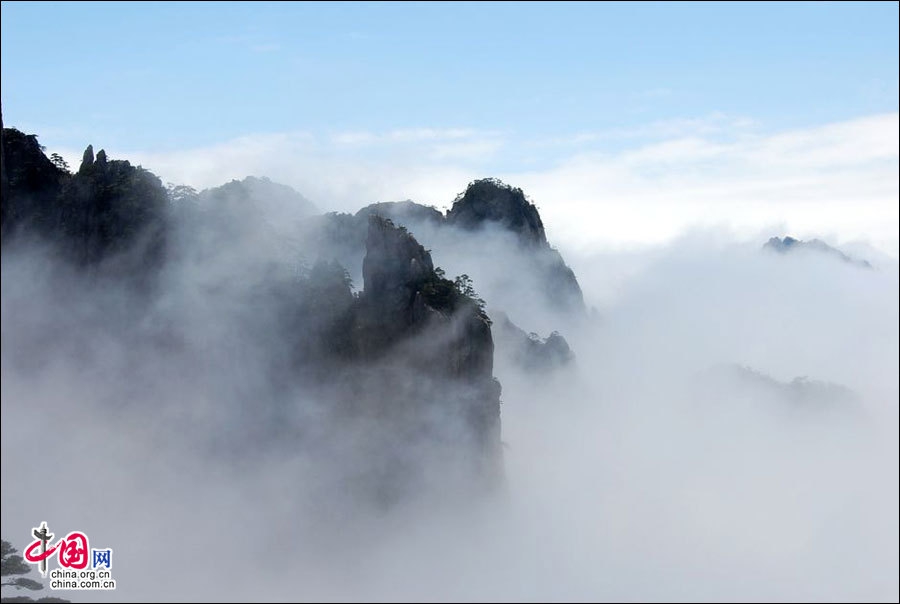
512 113 898 256
548 112 760 147
66 113 898 258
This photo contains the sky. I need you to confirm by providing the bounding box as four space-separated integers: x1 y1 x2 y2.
2 1 899 253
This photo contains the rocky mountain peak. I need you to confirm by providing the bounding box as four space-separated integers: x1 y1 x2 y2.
446 178 547 247
79 144 94 173
764 236 871 268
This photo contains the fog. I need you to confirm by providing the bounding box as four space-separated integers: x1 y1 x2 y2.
1 186 898 602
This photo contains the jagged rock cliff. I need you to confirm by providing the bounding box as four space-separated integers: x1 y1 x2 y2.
293 216 503 501
360 216 436 338
353 216 501 461
312 178 586 318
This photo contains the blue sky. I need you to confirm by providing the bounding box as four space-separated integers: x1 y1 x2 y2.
1 2 898 254
2 2 897 150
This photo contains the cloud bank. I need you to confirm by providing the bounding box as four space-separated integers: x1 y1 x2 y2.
3 111 897 602
51 112 899 258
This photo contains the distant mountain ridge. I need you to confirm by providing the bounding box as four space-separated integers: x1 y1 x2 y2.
764 236 872 268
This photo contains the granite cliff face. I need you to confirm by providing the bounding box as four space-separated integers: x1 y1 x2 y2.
353 216 501 469
359 216 496 381
360 215 436 339
292 216 503 501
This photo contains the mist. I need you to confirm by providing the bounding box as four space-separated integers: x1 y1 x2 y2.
2 164 897 604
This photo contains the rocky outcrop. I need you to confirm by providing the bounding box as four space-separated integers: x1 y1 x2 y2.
61 145 169 268
447 179 585 314
447 177 546 247
285 216 503 500
302 180 585 382
343 180 586 317
2 132 169 273
359 215 498 385
493 311 574 372
348 216 502 488
764 236 871 268
362 216 497 383
79 144 94 173
362 216 435 329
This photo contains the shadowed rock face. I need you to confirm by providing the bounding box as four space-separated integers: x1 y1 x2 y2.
343 179 586 316
447 178 547 247
362 215 436 333
443 179 585 313
1 131 168 277
309 215 504 501
357 216 500 437
368 214 496 373
249 216 504 498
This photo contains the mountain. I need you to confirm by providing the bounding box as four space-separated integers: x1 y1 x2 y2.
311 179 585 316
764 236 872 268
446 177 547 247
695 364 857 414
272 216 504 503
199 175 317 220
1 125 168 276
492 311 574 373
0 121 503 503
446 178 585 314
304 179 585 373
